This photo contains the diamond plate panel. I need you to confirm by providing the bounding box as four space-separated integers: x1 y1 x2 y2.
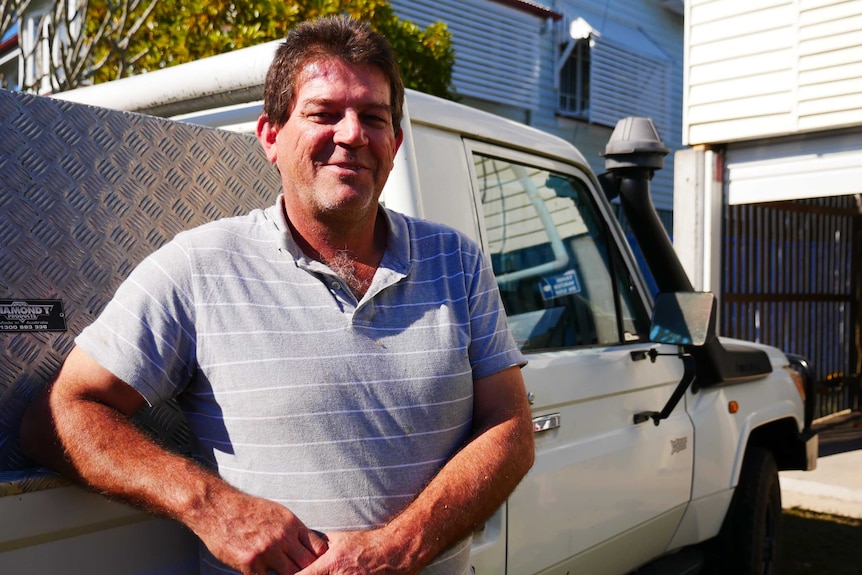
0 89 283 475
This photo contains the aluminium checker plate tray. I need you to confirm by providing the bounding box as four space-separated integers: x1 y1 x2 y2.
0 89 282 487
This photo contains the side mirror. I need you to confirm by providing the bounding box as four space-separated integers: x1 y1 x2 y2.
648 291 772 389
635 291 718 426
649 292 716 347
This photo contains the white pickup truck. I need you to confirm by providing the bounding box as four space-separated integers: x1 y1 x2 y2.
0 86 817 575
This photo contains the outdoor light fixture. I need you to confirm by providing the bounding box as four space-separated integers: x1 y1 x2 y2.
569 17 596 46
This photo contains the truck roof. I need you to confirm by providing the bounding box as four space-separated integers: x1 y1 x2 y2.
404 90 590 169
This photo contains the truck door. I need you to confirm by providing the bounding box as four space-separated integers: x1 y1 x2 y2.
467 144 694 575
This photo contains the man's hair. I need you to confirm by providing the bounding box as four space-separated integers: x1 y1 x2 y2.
263 16 405 134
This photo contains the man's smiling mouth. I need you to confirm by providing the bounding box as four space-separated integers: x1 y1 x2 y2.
329 162 368 173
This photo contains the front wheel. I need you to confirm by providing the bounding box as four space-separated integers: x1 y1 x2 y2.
704 446 782 575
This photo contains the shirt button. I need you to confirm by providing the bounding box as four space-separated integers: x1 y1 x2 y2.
330 281 341 291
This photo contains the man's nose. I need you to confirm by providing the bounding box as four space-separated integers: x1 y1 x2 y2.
334 112 368 147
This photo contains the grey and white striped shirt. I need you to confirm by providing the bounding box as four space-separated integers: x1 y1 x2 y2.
76 195 525 574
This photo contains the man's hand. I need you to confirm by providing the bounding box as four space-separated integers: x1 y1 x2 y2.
192 490 329 575
295 530 408 575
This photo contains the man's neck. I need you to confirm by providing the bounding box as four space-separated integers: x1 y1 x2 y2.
285 206 388 298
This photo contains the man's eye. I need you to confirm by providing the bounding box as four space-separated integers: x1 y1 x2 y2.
364 115 389 126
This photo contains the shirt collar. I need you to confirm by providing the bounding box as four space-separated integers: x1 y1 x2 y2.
265 194 411 279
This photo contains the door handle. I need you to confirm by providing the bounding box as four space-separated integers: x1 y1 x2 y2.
532 413 561 433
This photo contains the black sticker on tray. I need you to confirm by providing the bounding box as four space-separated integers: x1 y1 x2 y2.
0 300 67 332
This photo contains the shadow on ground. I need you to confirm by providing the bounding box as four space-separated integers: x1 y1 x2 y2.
779 411 862 574
781 508 862 574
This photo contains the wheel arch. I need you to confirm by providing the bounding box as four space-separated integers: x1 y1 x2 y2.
743 416 804 472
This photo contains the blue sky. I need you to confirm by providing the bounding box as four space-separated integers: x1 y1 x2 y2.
2 23 18 44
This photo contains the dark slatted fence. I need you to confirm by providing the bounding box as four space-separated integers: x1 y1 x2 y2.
722 196 861 419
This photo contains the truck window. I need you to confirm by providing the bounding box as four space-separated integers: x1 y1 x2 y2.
473 153 649 351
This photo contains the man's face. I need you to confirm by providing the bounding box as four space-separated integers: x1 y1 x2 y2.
262 58 402 227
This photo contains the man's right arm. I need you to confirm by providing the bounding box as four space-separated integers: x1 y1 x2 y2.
20 345 328 575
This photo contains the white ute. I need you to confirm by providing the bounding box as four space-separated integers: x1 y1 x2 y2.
0 87 817 574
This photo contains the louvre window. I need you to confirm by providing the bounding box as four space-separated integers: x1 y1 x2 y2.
558 38 591 119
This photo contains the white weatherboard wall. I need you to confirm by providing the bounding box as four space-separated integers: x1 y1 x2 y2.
685 0 862 145
387 0 545 114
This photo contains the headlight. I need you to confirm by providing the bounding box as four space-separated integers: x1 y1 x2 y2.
783 366 806 401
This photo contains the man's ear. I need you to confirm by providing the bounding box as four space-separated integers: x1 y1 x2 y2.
394 128 404 154
256 115 278 163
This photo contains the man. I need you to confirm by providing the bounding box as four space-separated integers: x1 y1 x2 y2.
21 16 534 575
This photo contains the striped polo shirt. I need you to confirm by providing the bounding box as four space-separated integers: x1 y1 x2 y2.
76 195 525 574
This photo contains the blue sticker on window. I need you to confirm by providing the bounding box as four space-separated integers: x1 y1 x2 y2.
539 270 582 300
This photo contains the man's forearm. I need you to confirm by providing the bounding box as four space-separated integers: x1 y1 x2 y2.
19 347 221 523
28 374 326 574
21 361 328 574
30 384 228 526
385 399 534 569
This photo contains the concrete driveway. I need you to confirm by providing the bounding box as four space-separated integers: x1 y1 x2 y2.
780 411 862 519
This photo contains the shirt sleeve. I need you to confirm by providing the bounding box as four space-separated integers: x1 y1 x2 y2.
465 245 527 379
75 237 197 406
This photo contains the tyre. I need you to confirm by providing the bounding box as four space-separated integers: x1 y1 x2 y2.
704 447 782 575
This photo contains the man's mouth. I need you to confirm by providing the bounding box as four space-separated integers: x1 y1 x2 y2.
329 162 368 173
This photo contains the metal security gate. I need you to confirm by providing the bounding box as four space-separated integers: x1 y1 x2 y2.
721 196 862 419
